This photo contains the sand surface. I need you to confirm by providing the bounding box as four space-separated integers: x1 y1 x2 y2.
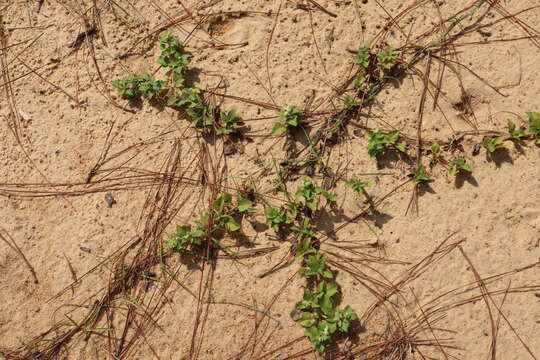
1 0 539 359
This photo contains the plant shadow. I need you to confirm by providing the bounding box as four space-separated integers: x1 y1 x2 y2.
486 148 513 167
454 171 479 188
417 181 436 197
376 150 413 169
363 208 393 229
315 206 351 240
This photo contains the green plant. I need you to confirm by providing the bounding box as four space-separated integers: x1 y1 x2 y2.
157 30 191 87
166 192 248 254
174 87 214 128
526 112 540 144
430 142 441 156
210 193 243 232
138 73 166 99
166 225 205 252
298 253 333 279
507 120 525 140
112 75 141 100
295 281 358 353
410 165 430 184
353 42 371 69
367 128 406 157
376 46 400 71
265 206 291 232
481 136 505 153
295 178 337 211
449 156 472 176
112 73 165 101
345 174 371 197
272 105 303 135
112 31 244 134
341 95 362 110
217 109 241 135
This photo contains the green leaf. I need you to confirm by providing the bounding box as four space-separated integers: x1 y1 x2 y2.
431 142 441 156
237 198 252 212
450 156 472 176
223 215 240 232
481 136 505 153
353 74 365 89
345 174 371 197
526 112 540 142
306 199 317 211
367 128 402 157
353 42 371 68
507 120 525 140
410 165 430 184
298 311 316 328
271 121 286 135
394 143 407 153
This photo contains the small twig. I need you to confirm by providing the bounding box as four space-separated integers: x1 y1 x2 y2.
0 227 38 283
306 0 337 18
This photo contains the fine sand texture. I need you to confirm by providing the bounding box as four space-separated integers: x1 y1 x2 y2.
1 0 539 359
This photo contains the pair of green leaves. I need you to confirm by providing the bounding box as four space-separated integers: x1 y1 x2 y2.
481 136 505 153
211 193 252 232
410 165 430 184
345 174 371 197
272 105 303 135
217 109 241 135
295 178 337 211
367 128 406 157
449 156 472 176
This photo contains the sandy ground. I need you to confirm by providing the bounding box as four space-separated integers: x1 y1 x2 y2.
1 0 539 359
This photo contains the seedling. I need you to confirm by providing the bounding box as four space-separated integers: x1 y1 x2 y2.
166 225 205 252
112 73 165 101
291 218 317 243
430 143 441 157
210 193 244 232
341 95 362 111
295 281 358 353
166 192 248 253
295 178 337 211
507 120 525 140
217 109 241 135
449 156 472 176
173 87 214 128
112 30 242 134
272 105 303 135
353 42 371 69
265 206 291 232
526 112 540 144
410 165 430 184
298 253 333 279
345 174 371 197
376 47 400 72
367 128 407 157
481 136 505 153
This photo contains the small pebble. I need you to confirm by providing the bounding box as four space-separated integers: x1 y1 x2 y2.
105 193 117 208
80 247 92 253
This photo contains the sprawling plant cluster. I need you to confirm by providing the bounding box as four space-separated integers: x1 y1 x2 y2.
112 31 241 135
264 178 358 353
166 193 252 253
